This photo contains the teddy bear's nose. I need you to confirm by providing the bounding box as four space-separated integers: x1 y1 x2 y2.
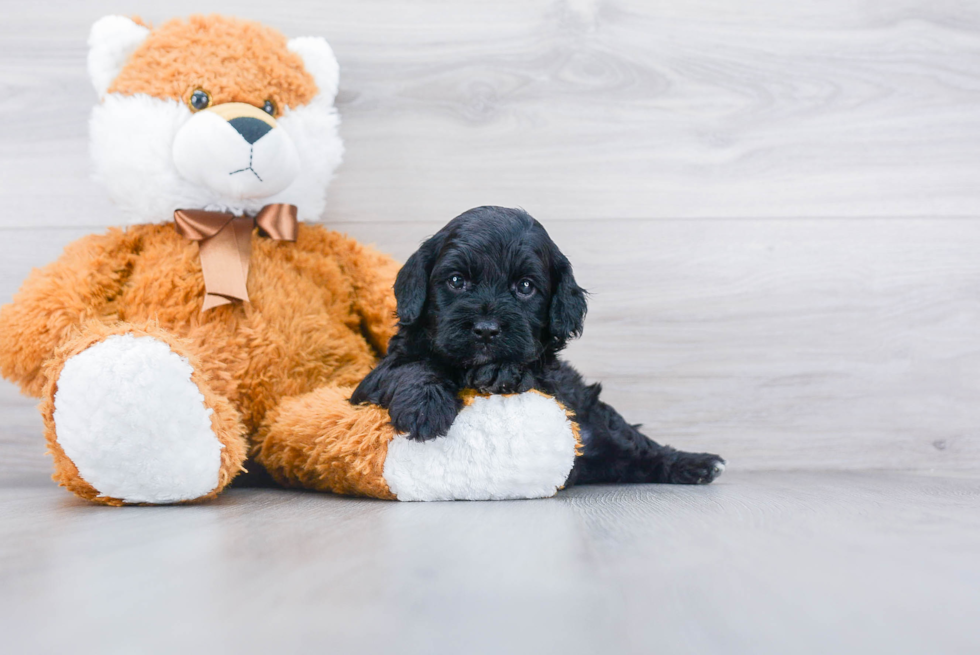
228 116 273 144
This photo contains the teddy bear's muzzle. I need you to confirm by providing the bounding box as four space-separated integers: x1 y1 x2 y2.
172 102 301 201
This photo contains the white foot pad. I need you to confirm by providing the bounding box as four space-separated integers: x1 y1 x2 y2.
53 334 222 503
383 392 578 501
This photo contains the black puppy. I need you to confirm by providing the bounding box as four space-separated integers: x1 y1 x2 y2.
352 206 725 485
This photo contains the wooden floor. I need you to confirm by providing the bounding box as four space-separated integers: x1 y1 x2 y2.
1 470 978 654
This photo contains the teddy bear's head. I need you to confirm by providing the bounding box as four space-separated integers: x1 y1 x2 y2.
87 15 343 223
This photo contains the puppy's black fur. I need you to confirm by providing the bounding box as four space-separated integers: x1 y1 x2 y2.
351 206 725 485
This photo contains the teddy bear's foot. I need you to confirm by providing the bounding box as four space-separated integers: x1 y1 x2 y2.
41 324 248 505
256 386 580 501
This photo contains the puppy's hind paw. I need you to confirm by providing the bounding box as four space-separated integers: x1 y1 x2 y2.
668 452 726 485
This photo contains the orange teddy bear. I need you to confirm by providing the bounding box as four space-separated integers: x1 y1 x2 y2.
0 15 580 505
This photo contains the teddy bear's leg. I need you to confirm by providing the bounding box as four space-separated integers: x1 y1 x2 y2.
254 385 397 499
40 323 248 505
255 386 580 501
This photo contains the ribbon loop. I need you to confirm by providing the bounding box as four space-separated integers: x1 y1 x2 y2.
174 204 298 311
255 204 298 242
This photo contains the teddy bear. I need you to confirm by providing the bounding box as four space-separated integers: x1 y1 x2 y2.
0 14 579 505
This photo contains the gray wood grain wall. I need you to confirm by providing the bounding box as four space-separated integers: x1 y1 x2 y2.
2 0 979 482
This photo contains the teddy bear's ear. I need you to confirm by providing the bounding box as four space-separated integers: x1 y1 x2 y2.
87 16 150 98
287 36 340 101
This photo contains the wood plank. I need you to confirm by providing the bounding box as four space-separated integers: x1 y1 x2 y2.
1 471 979 654
3 1 980 226
2 218 978 481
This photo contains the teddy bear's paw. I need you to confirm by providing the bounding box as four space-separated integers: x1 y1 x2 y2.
383 391 579 501
52 334 224 504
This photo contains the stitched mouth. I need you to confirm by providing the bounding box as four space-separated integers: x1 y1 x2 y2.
229 145 263 182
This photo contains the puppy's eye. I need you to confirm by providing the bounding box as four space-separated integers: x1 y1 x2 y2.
515 278 535 297
448 274 467 290
188 89 212 112
262 99 277 116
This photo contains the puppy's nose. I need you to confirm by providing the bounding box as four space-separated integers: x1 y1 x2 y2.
228 116 272 144
473 320 501 342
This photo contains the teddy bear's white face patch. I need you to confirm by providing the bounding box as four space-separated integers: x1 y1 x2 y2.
172 103 301 200
90 93 342 223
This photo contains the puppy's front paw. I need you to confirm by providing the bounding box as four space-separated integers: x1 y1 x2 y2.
667 452 726 485
388 385 461 442
464 363 534 394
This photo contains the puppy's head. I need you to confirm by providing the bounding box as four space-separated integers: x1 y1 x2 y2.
395 206 587 367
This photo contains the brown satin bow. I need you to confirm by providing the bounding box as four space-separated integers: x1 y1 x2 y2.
174 204 298 311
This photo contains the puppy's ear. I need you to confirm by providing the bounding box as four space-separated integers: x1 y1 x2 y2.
394 234 442 326
548 251 587 347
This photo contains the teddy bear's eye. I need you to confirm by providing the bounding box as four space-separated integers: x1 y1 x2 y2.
262 100 276 116
188 89 211 111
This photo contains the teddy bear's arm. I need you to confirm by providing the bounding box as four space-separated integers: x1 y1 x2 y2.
0 229 137 397
330 236 400 356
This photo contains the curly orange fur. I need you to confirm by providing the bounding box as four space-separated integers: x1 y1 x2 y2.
0 223 400 501
256 385 396 499
108 15 319 114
